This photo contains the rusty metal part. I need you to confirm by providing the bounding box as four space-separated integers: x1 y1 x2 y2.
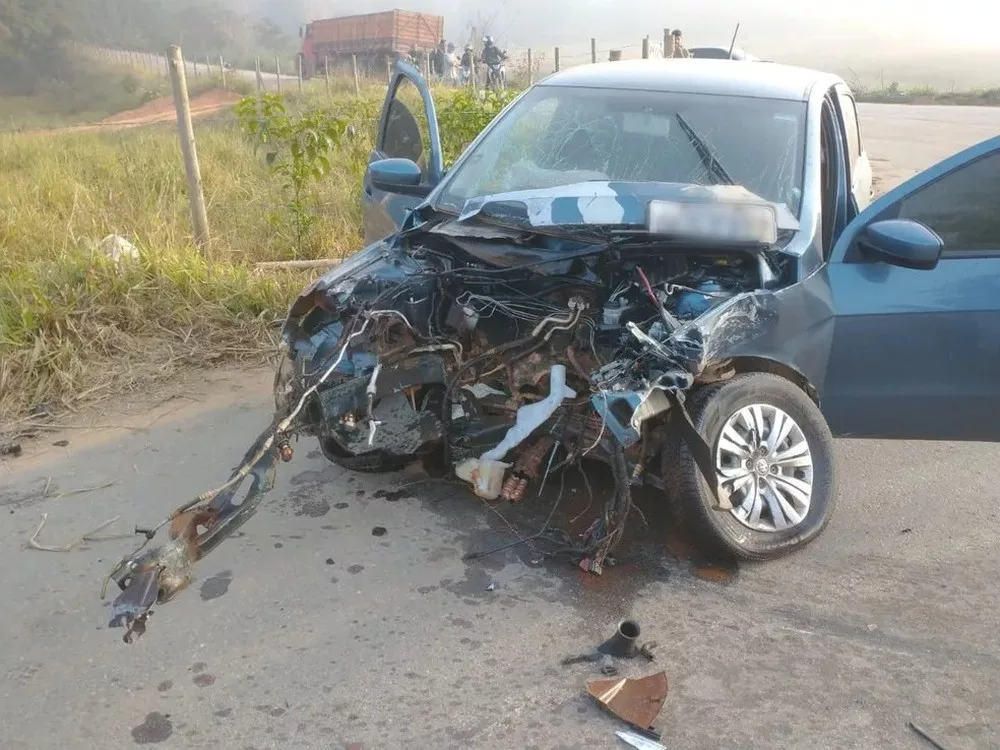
500 475 529 503
586 671 668 732
499 435 556 503
279 443 294 462
514 436 556 480
107 424 281 643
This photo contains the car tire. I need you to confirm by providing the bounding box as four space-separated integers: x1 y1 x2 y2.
663 372 838 561
319 437 409 474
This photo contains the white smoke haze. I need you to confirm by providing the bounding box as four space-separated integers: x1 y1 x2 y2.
224 0 1000 88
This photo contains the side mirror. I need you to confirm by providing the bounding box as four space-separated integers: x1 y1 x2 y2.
858 219 943 271
369 158 432 198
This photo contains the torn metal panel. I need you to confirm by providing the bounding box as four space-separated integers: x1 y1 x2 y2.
586 671 668 732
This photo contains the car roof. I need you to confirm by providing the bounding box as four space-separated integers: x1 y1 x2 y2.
538 59 842 102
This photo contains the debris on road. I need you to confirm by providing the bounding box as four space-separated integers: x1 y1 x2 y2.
28 514 130 553
371 526 387 537
599 620 643 659
907 721 949 750
586 671 668 735
1 441 23 458
616 729 667 750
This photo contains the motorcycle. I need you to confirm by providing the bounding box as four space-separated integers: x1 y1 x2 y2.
485 59 506 90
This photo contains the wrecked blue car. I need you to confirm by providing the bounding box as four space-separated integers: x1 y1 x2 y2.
108 59 1000 641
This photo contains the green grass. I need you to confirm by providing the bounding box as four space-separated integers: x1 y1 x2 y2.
0 102 365 417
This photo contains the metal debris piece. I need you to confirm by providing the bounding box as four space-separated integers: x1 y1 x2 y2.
616 729 667 750
586 671 668 733
500 435 555 503
907 722 949 750
599 620 642 659
28 514 128 552
486 581 496 591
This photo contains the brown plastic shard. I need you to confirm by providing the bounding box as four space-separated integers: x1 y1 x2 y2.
586 671 668 732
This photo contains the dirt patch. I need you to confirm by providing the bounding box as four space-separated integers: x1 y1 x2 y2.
29 89 240 136
99 89 240 128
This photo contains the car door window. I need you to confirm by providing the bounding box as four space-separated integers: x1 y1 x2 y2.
380 77 432 177
837 91 861 169
895 152 1000 253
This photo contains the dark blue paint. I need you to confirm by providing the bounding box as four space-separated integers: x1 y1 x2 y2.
370 158 424 192
822 135 1000 440
858 219 943 270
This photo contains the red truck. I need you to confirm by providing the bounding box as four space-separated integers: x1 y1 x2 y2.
300 9 445 78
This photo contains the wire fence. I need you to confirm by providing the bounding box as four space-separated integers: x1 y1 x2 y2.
79 32 683 97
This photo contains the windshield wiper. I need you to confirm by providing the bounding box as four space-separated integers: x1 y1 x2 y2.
675 113 735 186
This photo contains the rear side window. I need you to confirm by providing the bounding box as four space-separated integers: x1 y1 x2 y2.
837 91 861 167
896 152 1000 253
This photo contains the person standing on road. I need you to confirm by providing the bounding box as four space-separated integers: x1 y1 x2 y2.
668 29 690 58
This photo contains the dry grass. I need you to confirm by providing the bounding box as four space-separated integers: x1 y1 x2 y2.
0 87 378 421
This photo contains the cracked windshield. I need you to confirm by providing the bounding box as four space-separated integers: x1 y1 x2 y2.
437 86 806 217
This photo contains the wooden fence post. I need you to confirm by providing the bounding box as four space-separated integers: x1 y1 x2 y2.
297 55 303 92
167 46 210 251
255 57 263 92
219 56 227 89
386 55 392 83
554 47 560 72
591 38 597 64
527 48 533 85
352 54 360 95
275 55 282 95
663 28 671 57
642 37 650 59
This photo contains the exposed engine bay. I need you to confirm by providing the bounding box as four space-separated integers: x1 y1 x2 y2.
104 198 801 643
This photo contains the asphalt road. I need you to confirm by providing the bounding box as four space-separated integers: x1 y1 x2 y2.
2 104 1000 750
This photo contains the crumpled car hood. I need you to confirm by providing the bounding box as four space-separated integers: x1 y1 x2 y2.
456 181 800 233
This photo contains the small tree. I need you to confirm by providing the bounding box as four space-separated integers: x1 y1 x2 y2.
235 93 348 256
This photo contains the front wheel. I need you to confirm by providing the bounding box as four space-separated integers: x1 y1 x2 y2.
664 372 838 561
